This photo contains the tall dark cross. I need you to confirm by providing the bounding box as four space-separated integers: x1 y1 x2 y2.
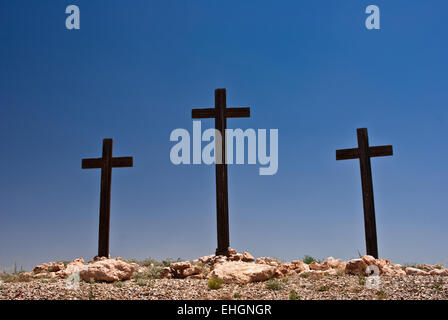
336 128 393 259
82 138 133 258
192 88 250 256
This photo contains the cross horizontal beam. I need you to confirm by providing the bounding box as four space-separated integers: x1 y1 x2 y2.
82 158 103 169
82 157 133 169
192 107 250 119
192 108 215 119
336 145 393 160
226 107 250 118
111 157 134 167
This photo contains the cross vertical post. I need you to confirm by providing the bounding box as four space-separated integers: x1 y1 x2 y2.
82 138 133 258
192 88 250 256
336 128 393 259
214 89 230 256
98 138 113 258
357 128 378 258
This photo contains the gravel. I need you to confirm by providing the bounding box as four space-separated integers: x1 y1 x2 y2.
1 274 447 300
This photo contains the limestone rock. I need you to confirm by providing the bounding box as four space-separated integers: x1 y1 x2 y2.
429 269 448 276
336 261 347 273
229 253 243 261
274 264 292 277
183 266 202 277
309 261 329 271
209 261 276 284
255 257 282 266
345 259 368 276
322 257 341 269
405 267 429 276
79 258 137 282
170 261 192 271
214 256 228 264
381 264 406 276
58 258 86 278
33 261 64 273
159 267 173 279
417 264 434 272
289 260 307 273
196 250 255 266
242 252 255 262
197 255 215 264
33 272 48 279
376 258 391 271
361 255 378 266
308 269 337 276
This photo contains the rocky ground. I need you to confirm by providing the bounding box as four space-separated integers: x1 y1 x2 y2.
1 274 447 300
1 250 447 300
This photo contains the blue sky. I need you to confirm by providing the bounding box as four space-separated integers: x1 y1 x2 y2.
0 0 447 271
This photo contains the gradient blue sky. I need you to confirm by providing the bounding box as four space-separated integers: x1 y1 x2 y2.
0 1 447 271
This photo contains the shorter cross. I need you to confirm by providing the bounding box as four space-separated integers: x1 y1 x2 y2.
82 138 133 258
336 128 393 259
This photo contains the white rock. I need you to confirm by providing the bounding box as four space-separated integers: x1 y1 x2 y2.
405 267 429 276
79 258 137 282
209 261 276 284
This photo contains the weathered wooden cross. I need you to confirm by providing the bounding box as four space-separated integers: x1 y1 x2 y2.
336 128 393 259
192 88 250 256
82 138 133 258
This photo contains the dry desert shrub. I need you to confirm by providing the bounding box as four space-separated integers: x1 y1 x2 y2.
207 277 223 290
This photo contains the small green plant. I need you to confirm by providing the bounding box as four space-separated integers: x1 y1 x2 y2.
434 283 442 291
148 266 162 279
303 255 318 264
139 258 161 267
300 273 309 279
133 271 150 281
289 290 300 300
117 257 139 265
0 272 31 283
265 280 284 291
281 277 289 283
317 285 329 292
435 265 443 270
88 282 95 300
358 275 366 286
301 285 306 288
135 279 148 287
162 258 182 267
233 292 242 299
324 272 330 276
207 278 223 290
376 290 386 297
40 279 49 284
